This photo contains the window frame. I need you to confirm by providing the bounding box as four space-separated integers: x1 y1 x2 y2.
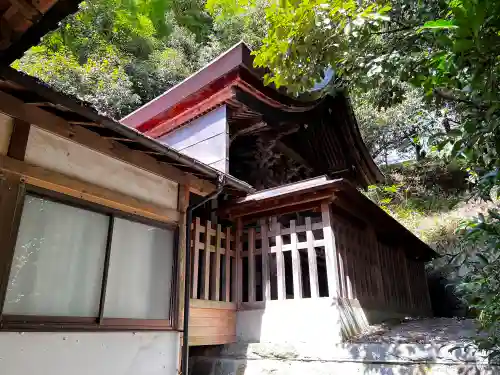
0 184 179 332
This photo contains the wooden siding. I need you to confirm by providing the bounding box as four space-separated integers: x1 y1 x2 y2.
188 300 236 346
189 218 237 346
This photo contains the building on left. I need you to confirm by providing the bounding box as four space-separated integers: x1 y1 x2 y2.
0 2 253 374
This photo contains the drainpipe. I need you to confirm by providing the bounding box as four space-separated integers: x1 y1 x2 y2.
181 174 225 375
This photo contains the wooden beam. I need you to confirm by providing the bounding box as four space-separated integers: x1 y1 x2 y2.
7 118 30 161
229 192 333 220
0 155 180 224
146 87 235 138
0 89 213 193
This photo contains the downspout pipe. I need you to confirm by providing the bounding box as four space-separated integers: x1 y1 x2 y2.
181 174 226 375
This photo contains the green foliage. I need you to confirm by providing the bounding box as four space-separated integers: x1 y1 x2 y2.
12 0 265 119
455 210 500 362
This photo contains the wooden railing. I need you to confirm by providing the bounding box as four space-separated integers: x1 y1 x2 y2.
238 203 338 307
189 218 237 346
190 217 236 302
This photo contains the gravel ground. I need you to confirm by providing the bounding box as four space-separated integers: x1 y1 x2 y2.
350 317 479 345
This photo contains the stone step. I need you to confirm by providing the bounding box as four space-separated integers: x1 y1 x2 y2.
190 342 499 375
190 356 499 375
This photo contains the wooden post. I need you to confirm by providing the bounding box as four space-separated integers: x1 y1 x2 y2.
191 217 201 299
203 220 212 300
260 219 271 301
235 218 243 307
290 219 303 299
321 203 338 298
344 229 354 300
212 224 222 301
248 227 256 303
176 184 189 329
306 217 319 298
0 173 25 315
225 227 231 302
7 119 30 161
273 217 286 300
335 225 348 299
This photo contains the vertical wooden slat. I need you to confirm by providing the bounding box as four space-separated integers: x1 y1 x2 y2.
306 217 319 298
321 203 338 298
248 227 256 303
0 174 25 315
273 217 286 300
260 219 270 301
336 226 347 298
225 227 231 302
371 231 387 307
401 250 413 312
235 218 243 307
212 223 222 301
344 229 354 299
289 219 303 299
175 184 189 328
191 217 201 299
203 220 212 300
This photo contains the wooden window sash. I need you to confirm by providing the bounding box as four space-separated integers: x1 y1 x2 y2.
0 186 178 331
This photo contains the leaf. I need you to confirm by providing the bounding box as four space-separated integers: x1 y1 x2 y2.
418 20 458 32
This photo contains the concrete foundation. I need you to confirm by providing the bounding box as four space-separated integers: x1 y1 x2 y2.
236 298 409 344
190 342 498 375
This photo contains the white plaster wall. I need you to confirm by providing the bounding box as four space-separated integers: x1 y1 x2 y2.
0 331 180 375
25 127 179 211
0 112 13 155
157 106 229 173
236 298 343 344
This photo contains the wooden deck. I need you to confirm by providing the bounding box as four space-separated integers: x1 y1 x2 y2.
188 299 236 346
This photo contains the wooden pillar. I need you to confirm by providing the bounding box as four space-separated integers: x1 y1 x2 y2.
235 218 243 307
212 224 222 301
191 217 201 299
289 219 303 299
273 217 286 300
176 184 189 329
305 217 319 298
203 220 212 300
248 227 256 303
321 203 339 298
0 172 25 314
224 227 232 302
260 219 271 301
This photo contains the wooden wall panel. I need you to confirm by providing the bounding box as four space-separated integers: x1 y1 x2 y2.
188 300 236 346
25 127 179 212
